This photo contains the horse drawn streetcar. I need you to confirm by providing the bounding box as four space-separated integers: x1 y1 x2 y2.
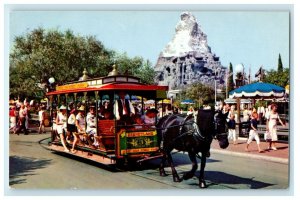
46 66 168 165
45 65 229 188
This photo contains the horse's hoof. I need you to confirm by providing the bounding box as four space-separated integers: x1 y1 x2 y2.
173 176 181 182
199 181 207 188
159 169 167 177
160 173 167 177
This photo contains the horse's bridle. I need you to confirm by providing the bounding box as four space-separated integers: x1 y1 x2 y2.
214 132 228 140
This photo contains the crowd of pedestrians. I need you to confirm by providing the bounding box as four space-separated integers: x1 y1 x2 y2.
9 98 52 135
9 97 287 156
216 101 287 153
9 99 41 135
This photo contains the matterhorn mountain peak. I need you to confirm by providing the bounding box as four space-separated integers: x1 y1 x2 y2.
162 12 211 58
154 12 226 90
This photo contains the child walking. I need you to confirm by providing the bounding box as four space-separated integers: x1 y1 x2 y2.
245 111 262 153
227 114 237 145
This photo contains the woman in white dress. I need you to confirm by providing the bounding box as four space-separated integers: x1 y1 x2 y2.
266 103 285 150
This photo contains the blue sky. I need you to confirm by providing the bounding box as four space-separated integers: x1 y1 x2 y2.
9 10 290 77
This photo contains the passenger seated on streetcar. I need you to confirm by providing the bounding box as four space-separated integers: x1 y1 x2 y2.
71 105 85 153
133 114 144 129
114 91 135 125
134 104 142 115
142 108 158 127
56 105 70 152
102 110 114 120
67 108 77 144
99 101 113 119
86 106 99 148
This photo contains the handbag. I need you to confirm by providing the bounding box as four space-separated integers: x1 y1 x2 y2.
264 131 272 141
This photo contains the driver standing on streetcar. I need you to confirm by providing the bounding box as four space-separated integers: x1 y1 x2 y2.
114 91 135 125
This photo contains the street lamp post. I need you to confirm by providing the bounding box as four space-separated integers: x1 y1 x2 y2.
48 77 55 92
214 78 217 105
214 68 217 105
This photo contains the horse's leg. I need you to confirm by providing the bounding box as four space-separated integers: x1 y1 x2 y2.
199 152 207 188
159 153 167 177
182 151 198 180
166 151 181 182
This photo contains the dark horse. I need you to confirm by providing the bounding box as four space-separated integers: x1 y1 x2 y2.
156 108 229 188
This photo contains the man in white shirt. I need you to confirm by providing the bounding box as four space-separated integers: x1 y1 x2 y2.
257 105 266 125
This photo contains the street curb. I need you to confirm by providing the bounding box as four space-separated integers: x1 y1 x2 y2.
210 148 289 164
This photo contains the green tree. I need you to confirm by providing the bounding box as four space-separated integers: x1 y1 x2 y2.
178 82 215 107
9 27 155 99
264 67 289 87
114 53 143 75
114 54 155 84
278 54 283 73
10 28 114 98
227 62 234 98
134 60 155 84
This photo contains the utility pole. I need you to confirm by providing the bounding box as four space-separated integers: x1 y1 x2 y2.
242 63 245 85
214 68 217 105
215 78 217 105
248 66 251 84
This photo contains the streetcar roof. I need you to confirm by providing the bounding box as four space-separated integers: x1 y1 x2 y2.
46 75 168 97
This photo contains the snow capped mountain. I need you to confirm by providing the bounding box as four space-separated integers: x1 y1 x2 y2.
161 12 211 58
154 12 226 90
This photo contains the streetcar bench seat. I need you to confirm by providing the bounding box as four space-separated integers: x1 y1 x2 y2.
74 131 85 135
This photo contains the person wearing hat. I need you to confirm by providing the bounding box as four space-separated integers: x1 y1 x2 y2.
56 105 69 152
113 91 135 125
71 105 85 153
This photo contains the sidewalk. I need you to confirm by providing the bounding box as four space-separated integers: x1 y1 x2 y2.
210 137 289 164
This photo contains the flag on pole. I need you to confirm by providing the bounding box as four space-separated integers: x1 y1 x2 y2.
255 66 263 78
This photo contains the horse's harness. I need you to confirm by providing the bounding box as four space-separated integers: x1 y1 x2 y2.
157 114 228 149
156 115 208 149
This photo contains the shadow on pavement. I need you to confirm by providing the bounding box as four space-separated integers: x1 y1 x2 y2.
122 152 221 171
193 171 274 189
9 156 52 186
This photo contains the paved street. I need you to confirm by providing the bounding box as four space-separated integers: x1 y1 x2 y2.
8 131 289 194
